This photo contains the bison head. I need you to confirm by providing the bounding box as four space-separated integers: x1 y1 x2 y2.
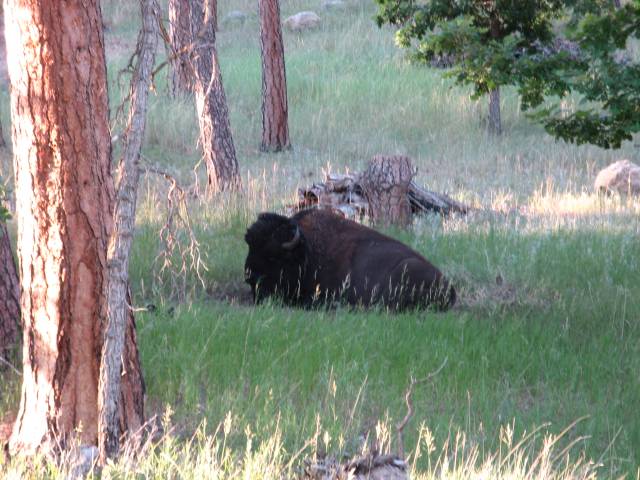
244 213 306 303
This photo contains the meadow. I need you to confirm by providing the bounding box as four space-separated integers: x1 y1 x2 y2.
1 0 639 477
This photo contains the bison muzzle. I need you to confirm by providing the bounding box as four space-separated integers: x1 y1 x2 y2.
244 209 456 310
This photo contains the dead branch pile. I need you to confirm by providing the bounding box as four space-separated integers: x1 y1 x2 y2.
301 454 409 480
295 172 470 218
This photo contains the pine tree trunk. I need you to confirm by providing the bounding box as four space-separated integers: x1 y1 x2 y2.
0 222 19 366
190 0 241 192
168 0 192 96
0 118 6 149
211 0 217 31
4 0 143 455
487 12 502 136
488 87 501 136
360 155 414 228
259 0 291 152
98 0 157 463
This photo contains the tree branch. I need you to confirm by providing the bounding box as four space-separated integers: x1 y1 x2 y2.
395 357 448 458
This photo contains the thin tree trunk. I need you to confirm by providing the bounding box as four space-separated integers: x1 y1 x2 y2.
487 12 502 136
4 0 143 455
259 0 290 152
211 0 217 31
0 118 6 149
0 5 5 150
0 223 19 365
98 0 158 463
488 87 501 135
190 0 241 192
168 0 192 95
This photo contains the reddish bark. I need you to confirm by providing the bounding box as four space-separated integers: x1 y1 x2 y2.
4 0 143 454
259 0 291 152
360 155 414 227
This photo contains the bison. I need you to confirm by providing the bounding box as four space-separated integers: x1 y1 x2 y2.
244 209 456 310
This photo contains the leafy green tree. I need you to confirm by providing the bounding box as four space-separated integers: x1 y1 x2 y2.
520 3 640 149
375 0 568 135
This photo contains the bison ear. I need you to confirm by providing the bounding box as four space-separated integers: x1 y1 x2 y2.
257 212 274 222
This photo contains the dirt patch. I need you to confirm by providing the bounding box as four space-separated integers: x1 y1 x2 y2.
207 280 254 306
454 274 551 312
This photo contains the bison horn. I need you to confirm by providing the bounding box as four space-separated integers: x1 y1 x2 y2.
282 226 301 250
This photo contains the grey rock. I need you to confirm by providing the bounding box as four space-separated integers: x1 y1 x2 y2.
283 11 321 32
221 10 248 27
594 159 640 196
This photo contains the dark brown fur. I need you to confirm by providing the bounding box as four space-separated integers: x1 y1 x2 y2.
244 209 456 310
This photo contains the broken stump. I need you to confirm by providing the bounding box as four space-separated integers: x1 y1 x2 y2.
359 155 415 227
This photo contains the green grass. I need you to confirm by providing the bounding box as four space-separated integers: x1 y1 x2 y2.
1 0 640 477
124 212 640 476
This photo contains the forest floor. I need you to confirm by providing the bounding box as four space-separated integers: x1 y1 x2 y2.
1 0 640 478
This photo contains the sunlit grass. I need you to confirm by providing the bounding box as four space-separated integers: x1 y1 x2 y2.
0 415 603 480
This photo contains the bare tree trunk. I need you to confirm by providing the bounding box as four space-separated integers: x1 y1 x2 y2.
487 12 502 136
0 222 19 366
0 4 6 150
4 0 144 455
259 0 290 152
98 0 158 463
190 0 241 192
211 0 217 31
168 0 192 95
613 0 621 8
360 155 414 228
0 119 6 149
488 87 501 136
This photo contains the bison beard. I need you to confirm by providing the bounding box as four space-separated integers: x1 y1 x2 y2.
244 209 456 310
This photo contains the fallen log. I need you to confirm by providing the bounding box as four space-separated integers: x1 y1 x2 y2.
295 170 470 219
408 181 469 215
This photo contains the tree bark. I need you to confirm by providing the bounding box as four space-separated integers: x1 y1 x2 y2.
168 0 192 96
360 155 414 228
0 4 5 150
259 0 291 152
488 87 501 136
0 222 19 366
4 0 143 455
98 0 158 463
487 11 502 136
211 0 217 31
190 0 242 192
0 118 6 149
